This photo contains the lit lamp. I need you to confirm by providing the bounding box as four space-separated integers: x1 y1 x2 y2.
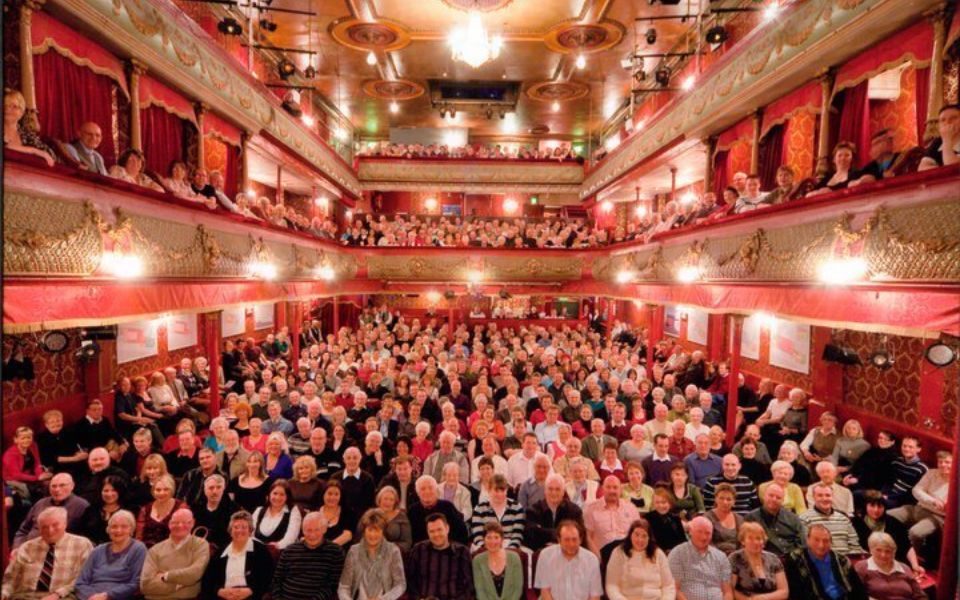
249 261 278 280
676 266 700 283
316 265 336 281
424 197 439 212
616 270 635 284
503 197 519 214
601 200 614 213
466 270 484 284
817 257 868 285
100 251 144 279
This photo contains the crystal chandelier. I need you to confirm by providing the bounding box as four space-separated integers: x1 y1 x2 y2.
449 11 503 68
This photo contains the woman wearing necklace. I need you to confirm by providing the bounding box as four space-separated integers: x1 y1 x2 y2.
729 522 788 599
705 484 743 555
472 522 523 600
251 480 302 551
75 510 148 600
338 509 406 600
228 452 272 512
320 480 357 545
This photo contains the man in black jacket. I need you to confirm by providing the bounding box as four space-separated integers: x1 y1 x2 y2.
784 524 867 600
524 473 584 551
407 475 469 545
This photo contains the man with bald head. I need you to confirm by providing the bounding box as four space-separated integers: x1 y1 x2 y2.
63 121 107 174
583 476 640 555
703 454 759 513
271 512 345 600
76 447 129 505
13 472 89 548
668 516 733 600
140 508 209 599
744 482 807 556
2 506 93 600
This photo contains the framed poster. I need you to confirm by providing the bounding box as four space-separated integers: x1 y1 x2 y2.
167 314 198 351
117 319 160 364
253 303 274 330
221 306 246 338
739 314 761 360
663 306 681 337
770 320 811 373
686 308 709 346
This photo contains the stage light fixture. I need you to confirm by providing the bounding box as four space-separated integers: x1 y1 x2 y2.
655 67 671 87
869 349 894 370
676 266 701 283
705 25 728 45
443 290 456 300
551 101 560 112
277 59 297 79
218 17 243 36
75 340 101 363
259 18 278 32
303 65 317 79
645 28 658 44
925 342 958 367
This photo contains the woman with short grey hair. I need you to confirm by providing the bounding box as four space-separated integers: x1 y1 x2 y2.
75 509 147 600
854 531 925 600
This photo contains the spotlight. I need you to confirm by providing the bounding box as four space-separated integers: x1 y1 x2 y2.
301 114 315 127
424 197 438 211
616 270 634 284
676 266 701 283
551 101 560 112
277 59 296 80
575 54 587 69
389 101 399 114
218 17 243 36
763 4 781 21
601 200 614 212
303 65 317 79
645 28 658 44
316 265 336 281
655 67 671 87
503 197 519 213
705 25 729 45
466 270 484 284
817 257 868 285
681 75 696 91
869 349 894 370
259 18 278 32
925 342 958 367
100 251 144 279
366 51 377 66
74 340 101 363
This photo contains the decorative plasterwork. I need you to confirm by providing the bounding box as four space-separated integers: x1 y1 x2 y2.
329 17 412 53
542 20 625 54
357 160 585 186
526 80 590 102
362 79 426 100
55 0 360 197
580 0 932 199
366 256 584 281
441 0 513 11
3 192 103 276
359 181 583 195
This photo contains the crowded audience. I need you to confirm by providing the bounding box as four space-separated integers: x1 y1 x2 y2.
357 141 582 162
2 306 948 600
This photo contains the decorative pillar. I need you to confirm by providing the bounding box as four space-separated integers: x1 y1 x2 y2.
704 136 718 193
202 312 222 416
18 0 45 114
276 164 284 205
669 167 678 202
647 304 664 367
726 315 743 448
706 313 725 362
815 68 836 176
128 59 147 152
750 109 763 173
240 130 252 194
332 296 340 335
195 103 207 169
924 6 949 141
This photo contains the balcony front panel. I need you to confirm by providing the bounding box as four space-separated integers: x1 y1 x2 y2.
357 158 584 195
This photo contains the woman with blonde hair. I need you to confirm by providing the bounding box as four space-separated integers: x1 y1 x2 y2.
758 461 807 514
128 453 169 508
229 451 271 512
375 486 412 552
288 455 323 512
829 418 871 476
135 474 185 548
729 522 788 599
3 89 55 166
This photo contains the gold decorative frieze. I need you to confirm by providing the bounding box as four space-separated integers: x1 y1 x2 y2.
3 192 103 276
365 255 583 281
358 159 584 189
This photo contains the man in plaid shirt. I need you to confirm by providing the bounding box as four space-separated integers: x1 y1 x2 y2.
2 506 93 600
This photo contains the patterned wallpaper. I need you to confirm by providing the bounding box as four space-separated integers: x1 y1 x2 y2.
727 139 753 178
2 332 85 415
784 111 817 181
869 66 920 151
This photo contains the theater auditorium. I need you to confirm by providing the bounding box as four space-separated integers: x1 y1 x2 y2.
2 0 958 598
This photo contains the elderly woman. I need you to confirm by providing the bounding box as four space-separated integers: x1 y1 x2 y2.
376 485 412 552
854 532 925 600
605 518 676 600
75 510 147 600
799 411 839 465
361 431 391 483
204 417 230 453
441 462 474 522
758 461 807 514
136 474 186 548
289 455 324 512
853 491 925 576
201 510 274 600
109 148 164 192
472 522 525 600
729 522 788 599
338 509 406 600
3 89 56 165
775 441 812 487
251 479 302 551
828 419 871 475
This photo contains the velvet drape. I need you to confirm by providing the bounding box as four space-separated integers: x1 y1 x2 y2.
140 105 186 176
33 50 117 165
224 144 240 200
757 125 785 190
914 67 930 144
712 150 730 202
836 82 872 169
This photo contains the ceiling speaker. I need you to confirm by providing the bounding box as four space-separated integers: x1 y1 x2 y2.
821 343 861 365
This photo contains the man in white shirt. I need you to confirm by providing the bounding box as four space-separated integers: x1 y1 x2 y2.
506 432 548 488
63 122 107 175
534 521 603 600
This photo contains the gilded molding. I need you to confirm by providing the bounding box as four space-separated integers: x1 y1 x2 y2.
3 193 103 276
358 160 584 187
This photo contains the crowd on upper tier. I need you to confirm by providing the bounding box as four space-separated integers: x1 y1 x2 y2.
357 142 582 162
3 304 950 600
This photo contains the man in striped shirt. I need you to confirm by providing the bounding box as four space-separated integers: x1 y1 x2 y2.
881 436 929 508
799 483 864 556
270 512 345 600
702 454 759 513
406 513 474 600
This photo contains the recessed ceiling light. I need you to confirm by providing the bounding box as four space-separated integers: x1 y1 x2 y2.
389 101 399 114
575 54 586 69
551 101 560 112
366 51 377 66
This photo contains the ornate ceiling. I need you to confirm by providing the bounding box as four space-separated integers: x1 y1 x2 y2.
249 0 709 140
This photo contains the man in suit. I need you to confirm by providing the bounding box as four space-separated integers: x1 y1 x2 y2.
525 473 584 551
63 122 107 175
581 418 616 462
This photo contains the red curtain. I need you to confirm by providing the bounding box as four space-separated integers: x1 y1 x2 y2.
757 125 785 190
914 67 930 143
140 106 186 176
836 82 872 169
224 145 239 199
33 51 118 165
712 150 729 202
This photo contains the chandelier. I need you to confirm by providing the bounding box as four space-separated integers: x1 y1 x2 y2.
448 11 503 68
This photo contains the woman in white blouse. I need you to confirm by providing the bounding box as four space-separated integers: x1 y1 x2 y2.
605 518 676 600
202 510 274 599
251 480 302 551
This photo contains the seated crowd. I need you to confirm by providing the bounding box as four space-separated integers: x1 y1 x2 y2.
3 309 950 600
357 141 582 162
341 214 609 248
3 89 337 241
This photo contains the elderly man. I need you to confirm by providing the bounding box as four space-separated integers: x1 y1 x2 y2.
175 447 222 507
408 475 469 545
565 458 600 508
76 447 129 505
329 447 376 512
271 512 345 600
583 476 640 555
668 516 733 600
63 122 107 174
744 482 806 557
191 474 235 549
525 473 584 551
505 432 549 488
582 419 617 463
684 433 723 488
800 483 864 556
552 437 600 482
535 520 603 600
703 454 759 513
261 400 295 436
216 430 250 481
517 453 552 509
207 170 240 213
140 508 209 599
667 419 695 458
805 461 855 516
641 434 678 486
643 403 673 440
785 524 867 600
424 431 470 485
406 513 473 600
2 506 93 600
13 473 90 548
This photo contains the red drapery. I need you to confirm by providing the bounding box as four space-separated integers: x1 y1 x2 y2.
761 80 822 138
914 66 930 143
202 112 242 147
224 144 239 199
712 150 730 201
33 51 118 165
757 125 785 190
716 116 755 151
31 12 128 96
834 19 934 94
836 82 872 169
140 105 186 176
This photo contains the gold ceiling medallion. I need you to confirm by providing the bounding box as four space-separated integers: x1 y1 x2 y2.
526 80 589 102
441 0 513 11
543 20 625 54
329 17 412 53
362 79 426 100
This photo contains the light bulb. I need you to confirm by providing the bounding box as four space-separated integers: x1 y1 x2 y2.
551 101 560 112
389 101 399 114
575 54 586 69
366 51 377 65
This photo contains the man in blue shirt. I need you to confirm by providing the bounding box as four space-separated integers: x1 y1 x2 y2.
785 524 867 599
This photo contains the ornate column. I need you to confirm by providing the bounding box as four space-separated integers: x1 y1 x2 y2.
202 312 222 416
18 0 45 114
815 68 836 176
750 109 763 173
726 315 744 448
128 59 147 151
924 5 949 141
195 102 207 169
704 136 718 193
240 130 252 194
669 166 677 202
